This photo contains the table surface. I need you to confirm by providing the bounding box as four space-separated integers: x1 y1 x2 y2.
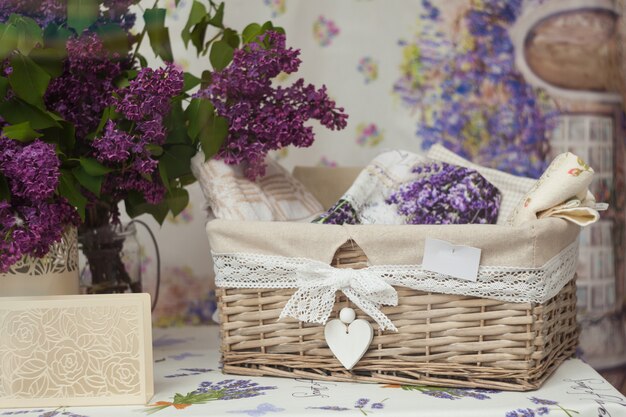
2 325 626 417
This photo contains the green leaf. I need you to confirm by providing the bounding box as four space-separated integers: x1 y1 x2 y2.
164 100 190 145
0 173 10 202
182 72 201 92
146 144 164 156
29 47 66 77
166 187 189 217
260 21 274 32
92 106 114 137
160 145 195 179
189 18 208 56
8 14 43 55
241 23 261 44
135 52 148 68
208 2 224 28
209 40 233 71
8 53 50 107
96 23 131 57
185 98 214 140
72 165 103 196
182 1 207 49
47 120 76 153
200 70 212 89
79 157 113 176
43 24 72 49
144 8 174 62
2 121 42 142
199 115 228 160
158 162 170 192
222 28 240 49
0 98 60 129
67 0 99 34
0 23 19 59
58 170 87 220
124 191 169 225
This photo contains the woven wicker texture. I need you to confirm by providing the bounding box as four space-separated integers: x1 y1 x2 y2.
218 241 578 391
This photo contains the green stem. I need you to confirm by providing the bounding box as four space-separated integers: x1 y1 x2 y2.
557 404 579 417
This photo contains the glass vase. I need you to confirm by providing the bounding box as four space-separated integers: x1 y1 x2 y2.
78 222 142 294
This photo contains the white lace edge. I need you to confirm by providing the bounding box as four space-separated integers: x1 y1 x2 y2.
212 240 578 305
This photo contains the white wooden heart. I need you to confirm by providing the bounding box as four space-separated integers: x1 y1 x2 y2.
324 318 373 370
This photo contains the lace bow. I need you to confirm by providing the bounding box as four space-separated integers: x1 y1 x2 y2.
279 262 399 331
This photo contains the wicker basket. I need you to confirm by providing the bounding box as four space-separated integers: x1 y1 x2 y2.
217 241 578 391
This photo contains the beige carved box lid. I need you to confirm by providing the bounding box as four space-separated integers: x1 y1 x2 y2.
0 293 153 407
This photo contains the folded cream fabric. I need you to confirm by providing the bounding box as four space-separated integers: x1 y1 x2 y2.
427 144 536 224
508 153 605 227
313 150 427 224
191 153 324 221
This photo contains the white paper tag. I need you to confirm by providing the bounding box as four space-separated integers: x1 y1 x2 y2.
422 238 482 282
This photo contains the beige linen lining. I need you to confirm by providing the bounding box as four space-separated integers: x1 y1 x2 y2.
207 217 579 268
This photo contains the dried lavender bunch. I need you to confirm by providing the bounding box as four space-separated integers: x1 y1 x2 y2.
313 199 359 225
387 162 501 225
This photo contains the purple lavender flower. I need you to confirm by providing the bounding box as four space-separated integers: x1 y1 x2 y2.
194 379 276 400
371 402 384 409
387 162 501 225
536 407 549 415
422 390 457 400
529 397 558 406
306 406 351 411
314 199 359 225
355 398 370 408
505 409 536 417
197 31 348 179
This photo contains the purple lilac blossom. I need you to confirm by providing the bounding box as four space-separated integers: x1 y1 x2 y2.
45 33 126 140
93 64 183 205
313 199 359 225
387 162 501 225
195 379 277 400
0 137 79 273
197 31 348 179
0 0 66 26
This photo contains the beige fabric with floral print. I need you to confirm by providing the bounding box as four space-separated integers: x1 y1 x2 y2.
508 152 604 227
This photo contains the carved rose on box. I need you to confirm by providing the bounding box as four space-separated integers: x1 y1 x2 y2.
104 356 141 394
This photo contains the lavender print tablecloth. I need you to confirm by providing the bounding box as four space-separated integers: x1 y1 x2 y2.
2 326 625 417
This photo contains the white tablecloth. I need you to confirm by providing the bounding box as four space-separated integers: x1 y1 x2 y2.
2 326 625 416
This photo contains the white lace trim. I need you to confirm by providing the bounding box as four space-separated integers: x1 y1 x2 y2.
213 240 578 330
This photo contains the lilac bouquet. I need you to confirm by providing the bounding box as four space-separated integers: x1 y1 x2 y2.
386 162 501 225
0 1 347 286
196 30 347 179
